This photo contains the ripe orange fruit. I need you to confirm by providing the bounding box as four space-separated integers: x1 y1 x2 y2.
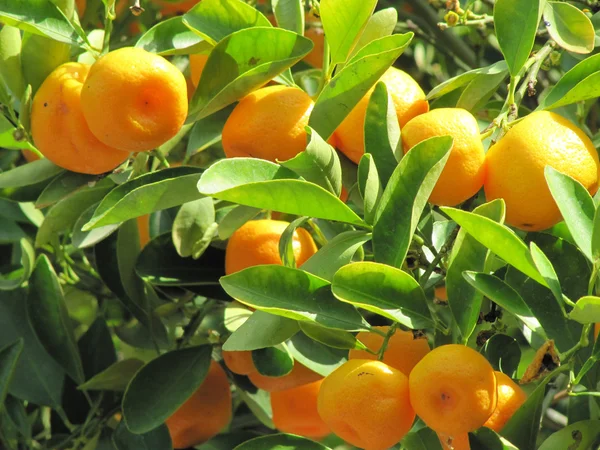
348 326 430 376
30 63 129 175
401 108 486 206
435 285 448 302
595 323 600 340
409 344 496 436
483 371 527 432
438 433 470 450
137 214 150 248
76 0 86 16
304 14 324 68
222 85 314 161
189 53 209 88
318 359 415 450
81 47 188 153
484 111 600 231
165 361 232 449
222 350 256 376
155 0 199 16
224 219 317 275
334 67 429 164
248 361 322 392
271 379 330 439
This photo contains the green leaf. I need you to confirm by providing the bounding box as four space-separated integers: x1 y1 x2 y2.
332 262 434 329
27 255 84 383
593 207 600 262
72 202 120 249
220 265 369 331
172 198 216 259
483 334 521 378
299 322 365 350
234 434 330 450
280 127 342 197
78 359 145 392
462 272 544 335
122 345 212 434
402 427 444 450
301 230 372 282
36 172 97 209
456 68 509 112
0 339 24 410
117 220 146 313
447 199 505 342
0 25 25 99
197 158 365 226
351 7 398 58
538 420 600 450
0 289 64 407
469 428 519 450
529 241 567 312
494 0 541 76
537 53 600 110
543 1 594 54
545 166 595 262
21 33 70 93
442 206 547 286
364 81 400 187
374 136 452 268
112 421 173 450
223 311 299 351
279 217 310 268
217 205 261 240
427 61 508 100
186 105 233 159
136 16 210 56
237 389 274 429
321 0 377 66
287 331 347 377
183 0 272 44
309 33 413 140
0 158 63 189
83 167 204 230
0 0 82 45
0 238 34 291
357 154 383 225
569 296 600 324
187 27 312 122
252 345 293 377
272 0 304 34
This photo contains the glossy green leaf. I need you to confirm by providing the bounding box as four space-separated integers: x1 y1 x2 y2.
279 217 310 269
538 420 600 450
301 230 371 282
272 0 304 34
187 27 312 122
197 158 365 226
321 0 376 66
83 167 204 230
234 434 330 450
252 345 293 377
299 322 365 350
351 8 398 58
462 272 544 335
122 345 212 434
0 238 34 291
0 158 63 189
35 172 97 209
593 207 600 262
112 421 173 450
456 68 509 112
0 25 25 99
358 154 383 225
374 136 452 268
287 331 347 377
0 0 82 45
21 33 70 93
72 203 120 249
78 359 145 392
223 311 299 351
427 61 508 100
0 339 24 410
27 255 84 383
364 81 400 187
280 127 342 197
172 198 216 259
569 296 600 324
183 0 271 44
0 289 64 407
401 427 444 450
220 265 369 331
447 200 505 342
537 53 600 110
136 16 210 55
543 1 594 54
469 428 519 450
529 241 567 312
332 262 434 329
545 166 595 262
494 0 541 76
483 334 521 378
442 207 547 286
217 205 262 240
186 105 232 159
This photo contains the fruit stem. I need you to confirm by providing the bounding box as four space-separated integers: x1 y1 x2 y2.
377 323 399 361
588 263 599 296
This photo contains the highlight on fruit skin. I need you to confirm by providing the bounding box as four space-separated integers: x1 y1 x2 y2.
30 62 129 175
483 371 527 432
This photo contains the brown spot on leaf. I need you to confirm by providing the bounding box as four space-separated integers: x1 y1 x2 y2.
248 57 260 66
520 340 560 384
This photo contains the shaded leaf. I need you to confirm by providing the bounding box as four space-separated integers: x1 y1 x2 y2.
223 311 299 351
78 359 145 392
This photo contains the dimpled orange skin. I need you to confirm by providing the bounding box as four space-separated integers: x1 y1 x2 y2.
165 361 232 449
318 360 415 450
334 67 429 164
190 53 209 88
225 219 318 275
30 63 129 175
248 361 322 392
271 379 331 439
484 111 600 231
348 326 430 376
222 350 256 376
402 108 486 206
409 344 497 436
483 371 527 432
81 47 188 153
222 85 315 162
